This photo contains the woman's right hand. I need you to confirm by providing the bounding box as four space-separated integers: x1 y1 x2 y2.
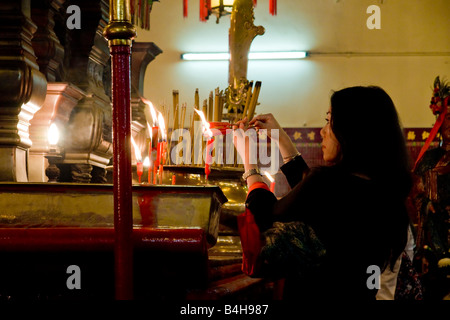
248 113 282 135
249 113 299 161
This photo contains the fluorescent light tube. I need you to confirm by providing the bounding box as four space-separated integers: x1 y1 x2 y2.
181 53 230 60
249 51 307 59
181 51 307 61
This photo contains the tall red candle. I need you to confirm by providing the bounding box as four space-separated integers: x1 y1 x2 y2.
136 161 143 183
151 126 159 184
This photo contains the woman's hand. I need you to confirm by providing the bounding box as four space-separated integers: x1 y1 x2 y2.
249 113 299 161
232 117 255 168
248 113 282 137
233 118 262 186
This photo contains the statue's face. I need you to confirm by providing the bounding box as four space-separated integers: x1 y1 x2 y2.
441 107 450 145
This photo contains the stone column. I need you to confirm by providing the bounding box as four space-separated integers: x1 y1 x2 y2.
0 1 47 181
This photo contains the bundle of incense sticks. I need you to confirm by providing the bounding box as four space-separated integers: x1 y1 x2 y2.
173 90 179 130
242 81 261 121
242 81 253 120
167 90 180 165
165 83 262 171
213 87 220 122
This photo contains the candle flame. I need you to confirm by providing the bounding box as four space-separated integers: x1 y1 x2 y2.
48 122 60 146
143 156 150 167
158 111 167 141
264 171 274 182
131 136 142 161
142 98 158 127
146 121 152 137
194 108 213 138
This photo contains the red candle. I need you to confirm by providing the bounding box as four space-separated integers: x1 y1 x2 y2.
151 126 159 184
172 173 176 185
143 157 150 184
160 141 166 183
147 137 152 184
136 161 143 183
209 122 229 136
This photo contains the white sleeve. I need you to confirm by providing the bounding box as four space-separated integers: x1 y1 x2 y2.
376 254 402 300
376 225 416 300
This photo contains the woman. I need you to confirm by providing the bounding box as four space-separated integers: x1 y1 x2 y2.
234 86 412 300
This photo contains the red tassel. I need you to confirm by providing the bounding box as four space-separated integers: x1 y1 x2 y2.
199 0 207 22
184 0 188 18
269 0 277 16
253 0 257 7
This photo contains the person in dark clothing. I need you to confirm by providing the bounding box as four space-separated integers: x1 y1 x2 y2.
233 86 412 300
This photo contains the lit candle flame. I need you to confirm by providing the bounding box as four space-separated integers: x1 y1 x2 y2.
146 121 152 137
158 111 166 141
142 98 158 127
131 136 142 161
48 123 59 146
143 156 150 167
194 108 213 138
264 171 274 182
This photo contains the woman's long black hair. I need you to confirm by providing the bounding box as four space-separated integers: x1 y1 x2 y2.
330 86 412 271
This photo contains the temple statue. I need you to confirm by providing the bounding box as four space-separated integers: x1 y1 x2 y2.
412 76 450 300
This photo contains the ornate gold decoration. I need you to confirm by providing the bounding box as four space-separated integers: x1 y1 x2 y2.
227 0 264 109
103 0 137 45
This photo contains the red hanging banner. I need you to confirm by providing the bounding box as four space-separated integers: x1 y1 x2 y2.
184 0 188 17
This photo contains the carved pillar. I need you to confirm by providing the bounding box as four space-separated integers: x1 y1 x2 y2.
31 0 65 82
0 1 47 181
28 83 85 182
61 0 112 183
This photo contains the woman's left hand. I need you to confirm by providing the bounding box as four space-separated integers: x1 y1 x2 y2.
232 117 258 169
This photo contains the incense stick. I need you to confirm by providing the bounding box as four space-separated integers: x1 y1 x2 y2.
242 81 253 120
247 81 261 120
208 91 214 122
213 87 220 122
